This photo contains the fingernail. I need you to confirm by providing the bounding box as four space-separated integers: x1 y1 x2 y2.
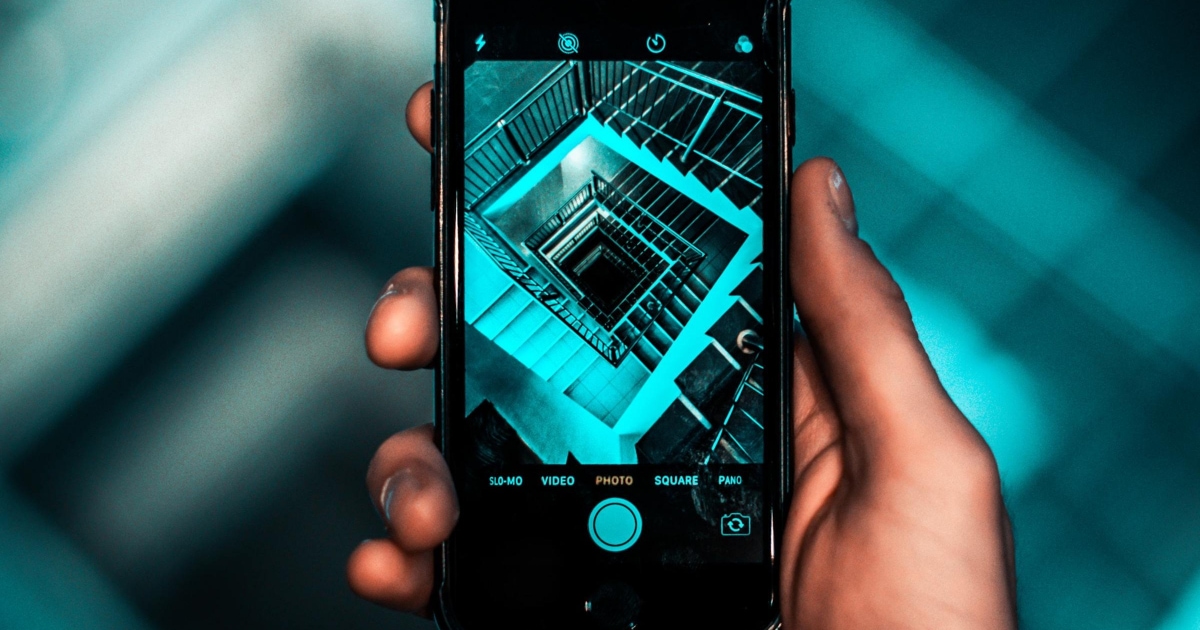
369 287 400 322
828 165 858 235
378 468 423 527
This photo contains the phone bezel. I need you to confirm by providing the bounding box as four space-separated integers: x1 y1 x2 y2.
432 1 793 627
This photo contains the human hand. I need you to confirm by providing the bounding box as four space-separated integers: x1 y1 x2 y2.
779 161 1017 628
346 83 1018 629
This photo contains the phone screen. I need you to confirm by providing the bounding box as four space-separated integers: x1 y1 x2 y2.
438 2 789 627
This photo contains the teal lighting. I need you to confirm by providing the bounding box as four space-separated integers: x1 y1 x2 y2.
795 0 1200 368
1155 569 1200 630
896 270 1053 491
0 485 150 630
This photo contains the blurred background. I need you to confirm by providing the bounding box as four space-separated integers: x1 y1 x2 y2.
0 0 1196 628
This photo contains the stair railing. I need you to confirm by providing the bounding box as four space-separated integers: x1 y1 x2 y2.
524 179 596 250
464 211 628 365
463 212 547 296
704 348 765 465
594 61 763 205
464 62 587 210
592 172 705 267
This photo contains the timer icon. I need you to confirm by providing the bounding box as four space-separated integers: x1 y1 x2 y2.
646 33 667 54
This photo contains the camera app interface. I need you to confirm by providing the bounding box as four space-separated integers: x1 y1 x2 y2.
460 56 766 568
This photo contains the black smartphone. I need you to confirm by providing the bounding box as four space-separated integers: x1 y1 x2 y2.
432 0 792 627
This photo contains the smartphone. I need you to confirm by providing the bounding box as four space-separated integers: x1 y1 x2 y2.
433 0 792 627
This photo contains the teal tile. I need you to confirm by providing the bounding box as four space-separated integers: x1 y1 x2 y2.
992 280 1173 431
877 0 964 29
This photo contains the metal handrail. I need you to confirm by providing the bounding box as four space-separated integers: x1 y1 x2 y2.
595 62 763 202
465 61 575 149
535 209 661 336
464 62 586 209
705 349 765 465
525 179 596 250
466 60 761 211
470 169 709 367
625 61 763 107
592 174 705 264
588 172 706 345
464 211 627 363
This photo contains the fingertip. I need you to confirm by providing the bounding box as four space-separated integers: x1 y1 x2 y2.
365 267 439 370
366 425 442 504
366 424 459 552
347 540 434 612
791 156 855 237
791 156 839 194
406 82 434 153
788 156 866 317
347 540 398 599
385 467 459 552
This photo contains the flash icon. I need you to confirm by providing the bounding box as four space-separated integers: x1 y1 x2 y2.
476 34 486 52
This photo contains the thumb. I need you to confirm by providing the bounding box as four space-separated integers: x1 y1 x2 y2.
789 158 964 467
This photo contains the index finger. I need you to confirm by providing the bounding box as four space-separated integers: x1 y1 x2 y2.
406 82 433 152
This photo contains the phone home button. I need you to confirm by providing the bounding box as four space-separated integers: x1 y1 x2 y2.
585 581 641 630
588 498 642 552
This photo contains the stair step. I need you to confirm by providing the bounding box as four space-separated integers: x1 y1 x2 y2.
530 329 585 380
610 164 637 191
472 285 533 339
723 408 763 462
655 194 689 227
492 300 551 353
685 274 709 300
589 63 762 223
614 320 640 347
674 208 716 242
719 175 762 211
549 344 601 391
715 433 753 464
657 306 684 338
512 315 570 368
643 135 675 162
632 336 662 370
624 122 653 147
645 321 673 355
677 283 702 312
667 295 692 324
627 306 652 329
635 182 671 213
464 237 518 325
737 385 764 424
668 203 703 235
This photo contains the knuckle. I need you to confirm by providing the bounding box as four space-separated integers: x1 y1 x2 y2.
945 429 1004 499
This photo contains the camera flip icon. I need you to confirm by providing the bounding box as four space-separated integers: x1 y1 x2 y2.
720 512 751 537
